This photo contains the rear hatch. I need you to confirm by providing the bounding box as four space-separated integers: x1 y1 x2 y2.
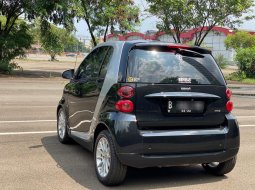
127 44 228 130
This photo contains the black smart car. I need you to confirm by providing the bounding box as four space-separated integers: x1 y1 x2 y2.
57 41 240 186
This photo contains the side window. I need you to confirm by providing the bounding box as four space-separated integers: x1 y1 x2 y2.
99 47 114 79
76 49 98 80
76 47 109 80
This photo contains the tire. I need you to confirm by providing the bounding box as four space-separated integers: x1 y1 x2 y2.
94 130 127 186
202 156 237 176
57 108 71 144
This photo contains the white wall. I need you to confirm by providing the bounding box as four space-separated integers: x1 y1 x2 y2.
157 34 176 43
107 37 119 41
126 36 143 40
200 31 235 61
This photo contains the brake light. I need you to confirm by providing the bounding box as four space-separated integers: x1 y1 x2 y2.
168 44 190 49
226 101 233 112
115 100 134 113
117 86 134 98
226 88 232 99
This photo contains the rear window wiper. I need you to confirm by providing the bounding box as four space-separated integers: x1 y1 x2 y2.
176 48 205 58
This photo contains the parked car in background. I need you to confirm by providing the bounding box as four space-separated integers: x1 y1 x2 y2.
57 41 240 186
65 53 77 57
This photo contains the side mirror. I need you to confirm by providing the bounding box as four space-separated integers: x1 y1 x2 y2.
62 69 74 79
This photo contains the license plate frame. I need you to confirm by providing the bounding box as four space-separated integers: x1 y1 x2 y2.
167 100 205 114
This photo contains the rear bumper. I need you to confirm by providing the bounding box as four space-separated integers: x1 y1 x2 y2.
118 148 239 168
103 112 240 168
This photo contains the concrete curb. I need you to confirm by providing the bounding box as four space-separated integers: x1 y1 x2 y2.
230 86 255 96
232 93 255 96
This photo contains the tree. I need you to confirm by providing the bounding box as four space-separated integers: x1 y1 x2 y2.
189 0 254 46
0 16 32 73
147 0 193 43
235 47 255 77
147 0 254 46
76 0 139 47
64 37 85 53
0 0 76 72
225 31 255 50
225 31 255 78
40 22 78 61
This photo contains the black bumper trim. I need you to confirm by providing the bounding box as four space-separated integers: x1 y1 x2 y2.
118 148 239 168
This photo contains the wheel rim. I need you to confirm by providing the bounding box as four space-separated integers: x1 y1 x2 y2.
208 162 220 168
58 111 66 139
96 137 111 178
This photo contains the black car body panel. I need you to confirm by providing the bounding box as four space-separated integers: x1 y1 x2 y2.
58 40 240 168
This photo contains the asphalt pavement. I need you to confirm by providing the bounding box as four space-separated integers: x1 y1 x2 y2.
0 77 255 190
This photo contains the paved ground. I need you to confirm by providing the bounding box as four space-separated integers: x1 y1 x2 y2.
0 77 255 190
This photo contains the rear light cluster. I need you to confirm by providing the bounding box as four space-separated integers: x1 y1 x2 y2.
117 86 134 99
226 88 233 112
115 86 135 113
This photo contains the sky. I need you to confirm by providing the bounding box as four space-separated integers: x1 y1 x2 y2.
74 0 255 38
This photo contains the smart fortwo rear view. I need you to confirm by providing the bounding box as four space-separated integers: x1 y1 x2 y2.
57 41 240 186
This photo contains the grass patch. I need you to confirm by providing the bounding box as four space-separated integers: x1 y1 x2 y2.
226 72 255 84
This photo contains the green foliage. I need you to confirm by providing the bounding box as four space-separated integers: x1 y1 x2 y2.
147 0 192 43
40 23 79 61
235 47 255 78
227 71 247 81
226 71 255 84
225 31 255 50
147 0 254 46
1 0 76 32
225 32 255 80
0 60 22 74
64 40 85 53
0 0 77 73
76 0 140 46
0 16 32 73
214 54 228 69
29 20 83 54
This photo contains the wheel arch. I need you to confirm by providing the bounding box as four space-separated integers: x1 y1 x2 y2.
57 105 62 117
93 122 116 152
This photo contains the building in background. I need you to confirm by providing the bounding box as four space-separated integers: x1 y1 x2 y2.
107 26 255 62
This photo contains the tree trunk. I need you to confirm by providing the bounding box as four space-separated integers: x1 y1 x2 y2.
85 19 97 47
175 28 182 43
103 23 109 42
50 54 56 61
194 25 215 46
196 27 214 46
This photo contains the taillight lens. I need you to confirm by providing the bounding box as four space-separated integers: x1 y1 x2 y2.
168 44 190 49
226 88 232 99
117 86 134 99
115 100 134 113
226 101 233 112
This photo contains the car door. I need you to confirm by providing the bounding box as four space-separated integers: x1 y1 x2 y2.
67 46 110 136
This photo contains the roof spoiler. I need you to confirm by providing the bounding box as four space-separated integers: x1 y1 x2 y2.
133 42 212 54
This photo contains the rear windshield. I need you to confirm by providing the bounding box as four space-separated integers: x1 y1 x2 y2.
127 48 225 85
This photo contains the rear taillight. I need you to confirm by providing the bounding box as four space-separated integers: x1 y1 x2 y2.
117 86 134 99
226 88 233 112
116 86 135 113
226 88 232 99
115 100 134 113
226 101 233 112
168 44 190 49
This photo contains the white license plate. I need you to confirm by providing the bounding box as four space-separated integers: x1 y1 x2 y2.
168 100 204 114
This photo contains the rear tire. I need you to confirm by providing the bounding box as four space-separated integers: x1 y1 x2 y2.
57 108 71 144
94 130 127 186
202 156 237 176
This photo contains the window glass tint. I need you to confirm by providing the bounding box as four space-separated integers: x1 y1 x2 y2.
99 47 113 79
127 49 225 85
76 47 109 79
